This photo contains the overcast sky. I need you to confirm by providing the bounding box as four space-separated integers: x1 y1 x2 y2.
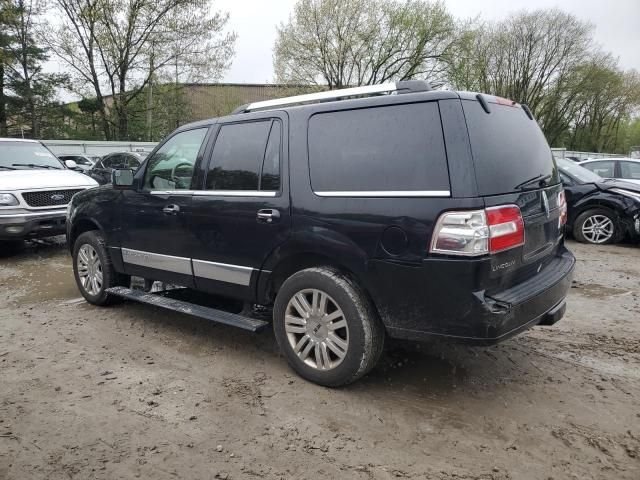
215 0 640 84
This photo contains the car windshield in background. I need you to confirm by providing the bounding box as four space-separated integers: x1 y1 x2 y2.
0 142 64 170
557 158 602 183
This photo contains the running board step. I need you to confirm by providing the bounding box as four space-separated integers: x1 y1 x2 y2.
105 287 269 332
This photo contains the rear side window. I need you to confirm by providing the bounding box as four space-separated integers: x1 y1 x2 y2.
582 161 615 178
621 161 640 180
308 102 449 194
207 120 280 191
462 100 559 195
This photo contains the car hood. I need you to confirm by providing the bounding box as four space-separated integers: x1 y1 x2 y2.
595 179 640 193
0 169 98 191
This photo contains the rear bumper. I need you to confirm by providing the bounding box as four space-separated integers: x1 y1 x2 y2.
368 246 575 345
0 209 67 240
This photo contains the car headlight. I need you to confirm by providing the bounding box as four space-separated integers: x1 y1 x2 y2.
0 193 19 206
610 188 640 202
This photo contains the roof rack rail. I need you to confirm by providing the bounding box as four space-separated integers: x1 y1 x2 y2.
235 80 432 114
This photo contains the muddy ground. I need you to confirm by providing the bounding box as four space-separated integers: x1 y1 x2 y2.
0 238 638 480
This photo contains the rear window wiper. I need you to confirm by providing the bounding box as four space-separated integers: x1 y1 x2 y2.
12 163 61 170
515 173 552 190
0 165 17 170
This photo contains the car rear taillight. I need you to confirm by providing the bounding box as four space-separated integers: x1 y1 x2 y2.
486 205 525 253
558 191 567 226
430 205 524 256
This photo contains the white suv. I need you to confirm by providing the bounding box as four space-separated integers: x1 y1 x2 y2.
0 138 98 242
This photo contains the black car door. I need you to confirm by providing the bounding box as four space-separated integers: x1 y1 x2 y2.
188 114 291 301
118 126 212 287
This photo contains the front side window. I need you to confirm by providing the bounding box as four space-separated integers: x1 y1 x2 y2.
103 155 125 169
144 128 208 190
308 102 449 194
206 120 281 191
582 161 615 178
127 155 141 169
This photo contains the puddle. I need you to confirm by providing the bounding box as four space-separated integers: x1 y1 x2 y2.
572 283 630 299
355 345 468 397
0 239 78 304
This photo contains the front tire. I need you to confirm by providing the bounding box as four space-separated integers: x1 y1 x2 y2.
72 231 130 305
273 267 385 387
573 208 621 244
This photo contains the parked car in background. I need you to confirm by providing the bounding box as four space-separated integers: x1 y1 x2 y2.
579 158 640 185
58 154 96 173
88 152 144 185
0 138 97 242
557 158 640 244
67 83 575 387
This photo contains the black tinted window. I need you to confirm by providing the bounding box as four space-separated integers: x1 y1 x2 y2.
462 100 559 195
308 102 449 193
207 121 272 191
261 121 281 191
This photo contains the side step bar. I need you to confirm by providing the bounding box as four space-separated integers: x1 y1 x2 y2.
105 287 269 332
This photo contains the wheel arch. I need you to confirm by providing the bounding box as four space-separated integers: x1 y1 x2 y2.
68 217 104 253
257 231 371 305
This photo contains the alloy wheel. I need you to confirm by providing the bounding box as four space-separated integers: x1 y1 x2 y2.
77 244 103 295
284 288 349 371
581 214 614 244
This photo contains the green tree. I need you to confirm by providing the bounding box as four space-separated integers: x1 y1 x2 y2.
445 9 640 151
274 0 456 88
0 0 16 136
45 0 236 140
3 0 69 138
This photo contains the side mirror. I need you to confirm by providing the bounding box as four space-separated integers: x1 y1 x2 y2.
112 169 135 189
65 159 78 169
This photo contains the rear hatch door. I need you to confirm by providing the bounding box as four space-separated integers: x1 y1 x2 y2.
461 95 563 284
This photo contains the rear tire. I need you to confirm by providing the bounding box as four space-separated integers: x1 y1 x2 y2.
72 231 130 305
573 208 621 244
273 267 385 387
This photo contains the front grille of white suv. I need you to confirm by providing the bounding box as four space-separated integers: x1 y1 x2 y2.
21 189 84 207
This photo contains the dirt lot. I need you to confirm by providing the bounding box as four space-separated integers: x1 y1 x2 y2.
1 238 639 480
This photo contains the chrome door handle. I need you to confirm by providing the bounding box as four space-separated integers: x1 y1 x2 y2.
257 209 280 223
162 204 180 214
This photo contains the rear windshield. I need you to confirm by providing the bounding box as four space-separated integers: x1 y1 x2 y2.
462 100 559 196
308 102 450 194
0 142 64 170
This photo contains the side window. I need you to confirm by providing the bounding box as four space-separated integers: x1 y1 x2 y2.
101 155 118 169
621 161 640 180
308 102 449 194
127 156 141 169
582 161 614 178
143 128 208 190
206 121 274 191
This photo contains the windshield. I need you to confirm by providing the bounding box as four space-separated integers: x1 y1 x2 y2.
0 142 64 170
557 158 602 183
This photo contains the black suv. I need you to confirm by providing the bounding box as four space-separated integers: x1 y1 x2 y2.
66 82 575 386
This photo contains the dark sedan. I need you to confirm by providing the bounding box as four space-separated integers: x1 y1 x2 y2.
557 158 640 244
88 152 144 185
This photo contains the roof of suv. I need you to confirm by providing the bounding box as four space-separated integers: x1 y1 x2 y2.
175 82 532 135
